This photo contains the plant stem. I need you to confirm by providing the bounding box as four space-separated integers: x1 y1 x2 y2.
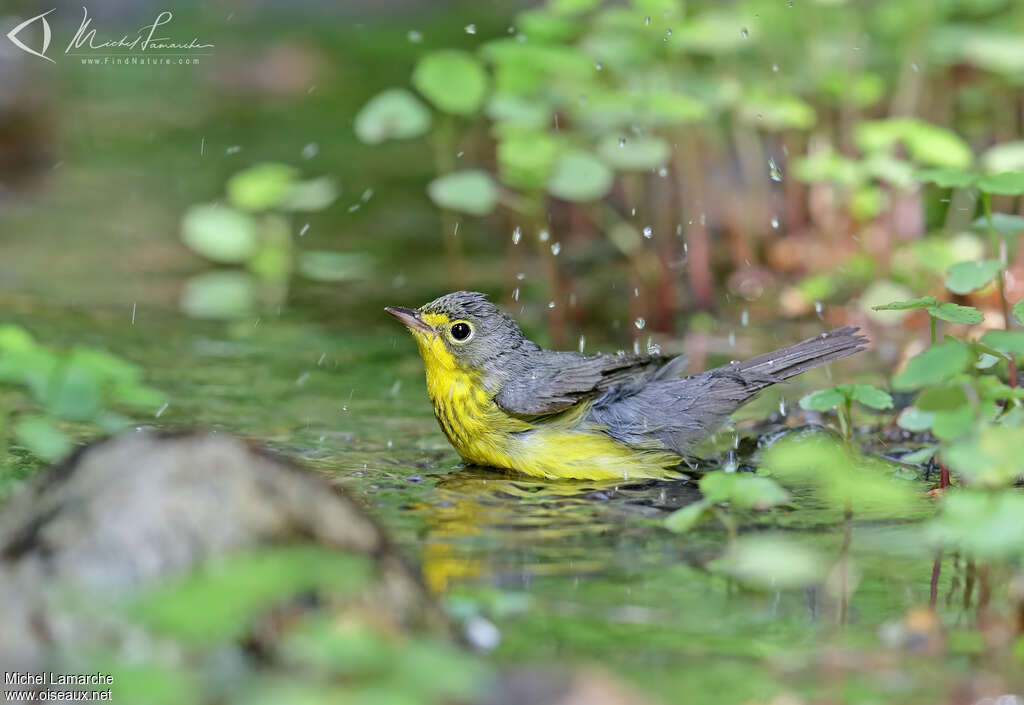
983 192 1018 385
929 314 937 346
838 505 853 628
837 398 851 441
929 551 942 609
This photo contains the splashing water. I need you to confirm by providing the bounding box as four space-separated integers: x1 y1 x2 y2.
551 242 561 256
464 24 476 34
634 317 646 330
769 158 783 182
512 226 522 245
642 226 653 239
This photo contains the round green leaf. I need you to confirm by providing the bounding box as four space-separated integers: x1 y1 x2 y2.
298 251 371 283
915 384 968 412
945 259 1002 295
638 92 708 127
485 94 550 129
497 130 560 190
180 271 255 320
597 134 670 171
427 170 499 216
902 121 973 169
15 416 72 462
181 204 258 264
354 88 432 144
547 151 613 202
982 141 1024 173
412 50 488 116
893 340 970 390
711 535 824 589
977 172 1024 195
850 384 894 410
798 387 845 412
281 177 338 212
665 500 712 533
897 406 935 432
871 296 937 311
227 163 299 211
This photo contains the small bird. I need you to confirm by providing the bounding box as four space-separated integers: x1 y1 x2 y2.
387 292 867 481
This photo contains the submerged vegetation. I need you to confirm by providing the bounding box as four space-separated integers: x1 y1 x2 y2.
2 0 1024 702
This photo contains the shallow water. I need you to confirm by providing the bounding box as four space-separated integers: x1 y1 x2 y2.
4 298 1013 704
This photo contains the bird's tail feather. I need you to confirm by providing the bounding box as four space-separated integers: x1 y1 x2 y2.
730 326 868 391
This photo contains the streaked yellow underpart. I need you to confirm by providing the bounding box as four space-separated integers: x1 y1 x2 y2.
411 312 680 481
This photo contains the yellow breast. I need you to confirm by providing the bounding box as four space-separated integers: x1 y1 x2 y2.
412 329 680 481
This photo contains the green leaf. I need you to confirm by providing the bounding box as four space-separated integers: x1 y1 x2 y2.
945 259 1002 295
931 404 974 440
0 325 34 351
485 94 550 129
977 172 1024 195
1015 300 1024 326
281 177 338 212
427 170 499 216
134 547 372 645
180 272 255 320
893 340 970 390
897 406 935 432
980 330 1024 356
227 163 299 211
412 50 488 116
798 387 845 412
664 500 712 533
297 251 372 283
928 491 1024 558
943 426 1024 488
871 296 937 311
180 205 258 264
597 134 670 171
971 212 1024 235
916 168 977 188
928 302 984 324
496 129 560 190
45 361 102 420
710 535 824 589
700 472 790 510
982 141 1024 173
915 384 968 412
638 92 708 127
354 88 432 144
902 121 973 169
546 151 613 202
14 416 71 462
900 446 937 465
850 384 894 410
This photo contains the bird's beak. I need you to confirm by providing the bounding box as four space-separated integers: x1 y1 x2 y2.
385 306 434 334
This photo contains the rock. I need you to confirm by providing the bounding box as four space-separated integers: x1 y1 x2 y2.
0 431 448 670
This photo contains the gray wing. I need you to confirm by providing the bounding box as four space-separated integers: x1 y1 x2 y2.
494 351 688 416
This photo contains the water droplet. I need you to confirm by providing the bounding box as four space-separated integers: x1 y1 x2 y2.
301 142 319 159
664 28 672 39
539 229 550 242
779 397 787 416
911 62 920 72
645 15 651 25
513 287 520 301
634 317 646 330
407 30 422 42
741 309 749 326
646 338 661 355
595 61 603 71
578 335 586 353
633 287 640 297
741 27 749 38
786 0 793 6
548 300 556 309
512 226 522 244
769 158 783 182
772 63 779 72
619 136 627 147
464 24 477 34
642 226 653 239
633 339 641 354
516 272 526 280
551 241 561 255
814 300 823 318
770 216 779 229
658 166 669 177
299 223 310 236
728 330 736 347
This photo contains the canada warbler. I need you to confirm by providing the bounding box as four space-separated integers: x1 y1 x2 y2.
387 291 866 481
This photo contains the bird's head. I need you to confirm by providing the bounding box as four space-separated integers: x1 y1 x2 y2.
385 291 527 375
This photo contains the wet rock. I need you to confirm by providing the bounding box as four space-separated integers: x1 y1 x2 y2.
0 431 448 670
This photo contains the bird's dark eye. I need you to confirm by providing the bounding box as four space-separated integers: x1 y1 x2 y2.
450 322 472 341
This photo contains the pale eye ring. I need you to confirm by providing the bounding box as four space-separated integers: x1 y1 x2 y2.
449 321 473 342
